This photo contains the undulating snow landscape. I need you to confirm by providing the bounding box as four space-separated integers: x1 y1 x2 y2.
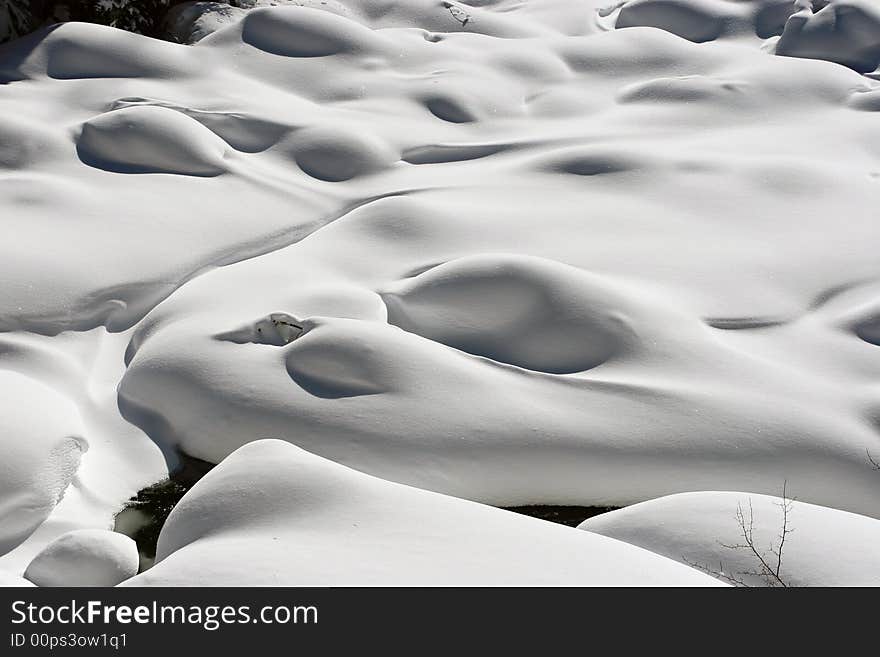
1 0 880 587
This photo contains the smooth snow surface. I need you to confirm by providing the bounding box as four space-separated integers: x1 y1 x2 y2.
581 491 880 586
24 529 139 587
0 371 86 556
0 572 34 587
1 0 879 585
126 440 722 585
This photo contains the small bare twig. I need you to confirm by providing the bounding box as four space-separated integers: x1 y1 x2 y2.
683 482 794 587
868 449 880 471
683 557 751 587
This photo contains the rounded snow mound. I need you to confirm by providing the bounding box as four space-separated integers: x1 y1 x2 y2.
77 105 228 176
281 318 423 398
15 22 192 80
776 0 880 74
580 491 880 586
608 0 880 74
24 529 139 587
612 0 800 42
616 0 731 42
126 440 720 586
380 254 635 374
283 125 397 182
240 6 381 57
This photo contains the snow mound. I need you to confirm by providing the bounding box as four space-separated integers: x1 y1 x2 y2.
605 0 880 75
283 320 396 398
0 372 87 556
612 0 799 42
380 254 632 374
2 22 192 81
2 1 880 582
118 182 880 514
776 1 880 74
580 491 880 586
77 106 228 176
240 6 382 57
24 529 139 587
126 440 720 586
284 125 397 182
616 0 734 42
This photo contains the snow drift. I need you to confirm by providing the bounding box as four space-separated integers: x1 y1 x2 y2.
581 491 880 586
127 440 722 585
0 0 879 585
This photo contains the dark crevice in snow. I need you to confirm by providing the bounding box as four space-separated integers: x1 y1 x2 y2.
113 451 214 573
502 505 619 527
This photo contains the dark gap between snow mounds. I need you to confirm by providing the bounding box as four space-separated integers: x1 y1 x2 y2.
114 451 214 573
502 505 619 527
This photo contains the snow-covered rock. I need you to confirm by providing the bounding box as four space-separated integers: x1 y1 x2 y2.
580 491 880 586
127 440 721 586
24 529 139 587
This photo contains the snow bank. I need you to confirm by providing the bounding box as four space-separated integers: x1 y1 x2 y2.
88 8 878 518
776 1 880 74
580 491 880 586
24 529 139 587
0 372 86 556
0 0 879 583
127 440 720 586
0 329 165 575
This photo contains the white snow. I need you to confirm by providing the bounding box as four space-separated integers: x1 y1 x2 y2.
0 330 165 576
24 529 139 587
78 104 229 175
126 440 722 586
0 0 879 585
0 572 34 588
0 371 87 556
580 491 880 586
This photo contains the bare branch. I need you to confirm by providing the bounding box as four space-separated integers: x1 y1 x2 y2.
682 556 751 587
693 483 795 587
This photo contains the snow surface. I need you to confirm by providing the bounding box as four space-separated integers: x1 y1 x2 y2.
0 572 33 587
24 529 139 587
580 491 880 586
0 1 879 585
126 440 722 585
